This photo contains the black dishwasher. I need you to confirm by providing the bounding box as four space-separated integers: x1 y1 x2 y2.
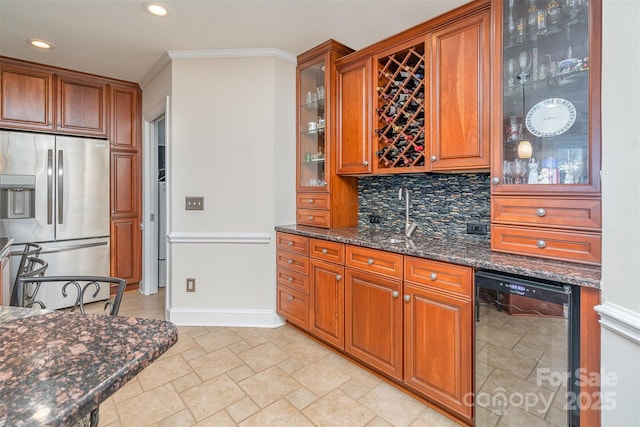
474 270 580 426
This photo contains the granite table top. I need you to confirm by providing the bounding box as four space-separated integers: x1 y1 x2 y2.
275 224 602 289
0 306 178 426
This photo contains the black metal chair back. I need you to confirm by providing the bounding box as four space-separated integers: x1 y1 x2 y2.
9 243 43 306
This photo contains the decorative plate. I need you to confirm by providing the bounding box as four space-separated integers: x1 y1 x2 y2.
525 98 577 137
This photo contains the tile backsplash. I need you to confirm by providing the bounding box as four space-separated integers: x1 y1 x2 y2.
358 173 491 240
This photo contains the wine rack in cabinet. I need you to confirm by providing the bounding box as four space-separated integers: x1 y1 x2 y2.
374 40 427 172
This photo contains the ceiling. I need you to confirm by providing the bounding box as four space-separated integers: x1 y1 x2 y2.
0 0 468 85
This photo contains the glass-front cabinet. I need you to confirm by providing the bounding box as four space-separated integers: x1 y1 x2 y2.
491 0 602 265
296 40 358 229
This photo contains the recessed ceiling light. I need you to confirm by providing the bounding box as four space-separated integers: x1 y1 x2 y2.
26 39 54 49
143 3 168 17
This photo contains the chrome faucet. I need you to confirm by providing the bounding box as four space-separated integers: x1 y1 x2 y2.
399 187 418 238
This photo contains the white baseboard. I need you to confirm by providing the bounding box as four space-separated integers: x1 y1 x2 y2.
167 305 286 328
595 302 640 345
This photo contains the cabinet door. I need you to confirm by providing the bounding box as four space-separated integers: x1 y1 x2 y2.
310 259 345 349
345 268 402 380
429 9 490 171
56 74 107 137
403 283 473 421
110 217 141 285
0 64 53 131
110 83 140 149
110 151 139 217
336 57 372 175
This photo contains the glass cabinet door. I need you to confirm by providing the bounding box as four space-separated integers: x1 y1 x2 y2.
498 0 593 188
298 60 327 190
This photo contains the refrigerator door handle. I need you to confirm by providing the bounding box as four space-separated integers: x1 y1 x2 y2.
47 149 54 224
57 149 64 225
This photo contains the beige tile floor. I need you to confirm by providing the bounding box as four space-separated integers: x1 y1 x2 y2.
95 289 461 427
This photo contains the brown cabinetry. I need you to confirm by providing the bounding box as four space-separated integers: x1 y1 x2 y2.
403 257 473 422
296 41 359 228
490 0 602 265
276 232 310 330
0 63 53 131
56 73 107 137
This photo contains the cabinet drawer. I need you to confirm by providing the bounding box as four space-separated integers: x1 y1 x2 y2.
276 232 309 255
297 209 330 228
491 224 601 265
277 285 308 329
404 257 473 298
276 250 309 275
310 239 345 264
276 266 309 294
492 197 601 230
346 245 403 279
296 193 330 210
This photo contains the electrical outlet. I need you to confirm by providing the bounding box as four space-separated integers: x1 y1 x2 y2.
466 222 488 235
186 278 196 292
185 196 204 210
369 215 382 224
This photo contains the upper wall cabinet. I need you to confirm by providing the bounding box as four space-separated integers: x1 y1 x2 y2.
335 0 491 175
56 72 108 137
490 0 602 265
0 62 54 131
110 83 141 150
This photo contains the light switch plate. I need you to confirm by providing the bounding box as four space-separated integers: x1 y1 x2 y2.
185 196 204 210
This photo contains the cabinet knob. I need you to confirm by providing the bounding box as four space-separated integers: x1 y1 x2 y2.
308 199 314 204
392 291 399 298
321 248 328 254
287 295 294 302
403 294 411 302
492 177 500 185
536 208 547 217
308 216 314 220
288 277 293 282
287 241 293 246
367 258 374 265
336 274 342 281
430 155 437 162
287 259 293 265
537 240 547 249
429 272 437 280
363 160 369 166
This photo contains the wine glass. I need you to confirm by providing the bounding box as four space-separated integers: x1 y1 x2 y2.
518 50 532 83
564 0 580 23
505 57 517 88
505 0 517 41
547 0 562 27
511 159 528 184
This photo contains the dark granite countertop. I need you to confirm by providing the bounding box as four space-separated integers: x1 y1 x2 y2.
0 307 178 426
275 224 601 288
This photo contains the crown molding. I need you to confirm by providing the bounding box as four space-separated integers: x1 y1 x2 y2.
166 48 296 64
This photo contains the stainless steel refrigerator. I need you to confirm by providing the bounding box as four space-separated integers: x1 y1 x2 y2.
0 130 110 309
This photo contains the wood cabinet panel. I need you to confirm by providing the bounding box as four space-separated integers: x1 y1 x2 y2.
404 257 472 298
309 238 345 264
428 9 490 171
492 196 602 230
491 224 602 265
110 83 140 150
346 245 403 279
110 218 141 284
296 208 330 228
345 268 403 380
276 232 309 255
56 74 107 136
277 284 309 330
276 266 309 294
111 151 138 217
296 192 329 210
403 283 473 421
336 57 372 175
310 259 345 349
276 250 309 275
0 65 53 130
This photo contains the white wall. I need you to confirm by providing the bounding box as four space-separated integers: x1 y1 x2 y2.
164 52 296 326
598 0 640 425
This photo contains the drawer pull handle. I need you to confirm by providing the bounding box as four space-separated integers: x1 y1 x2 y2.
403 294 411 302
287 241 293 246
430 155 437 162
392 291 399 298
536 208 547 217
287 259 293 265
430 273 437 280
537 240 547 249
363 160 369 166
309 216 314 220
367 258 374 265
336 274 342 281
288 277 293 282
492 177 500 185
308 199 314 203
287 295 294 302
321 248 328 254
